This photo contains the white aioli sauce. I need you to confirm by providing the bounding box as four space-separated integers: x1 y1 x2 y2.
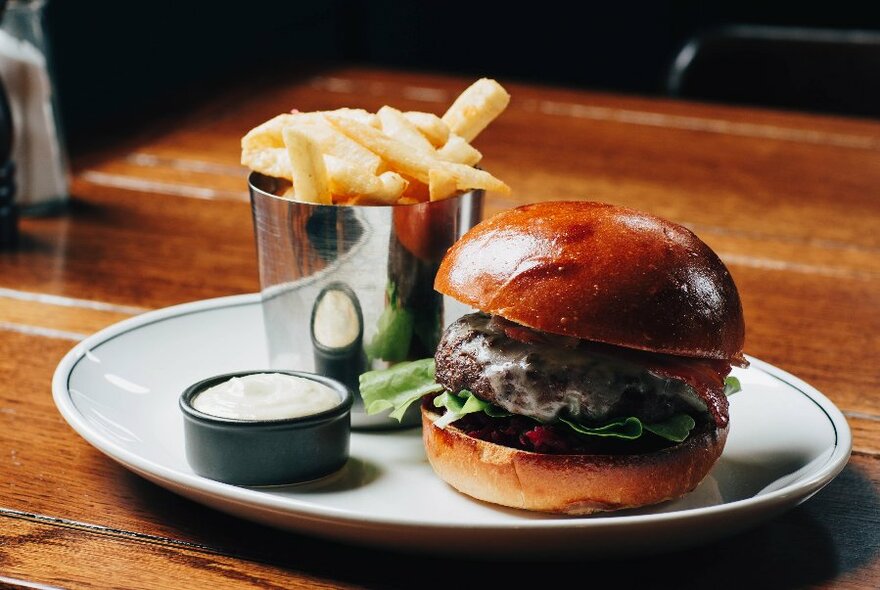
193 373 340 420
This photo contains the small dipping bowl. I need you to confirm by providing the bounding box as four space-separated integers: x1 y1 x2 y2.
179 370 353 486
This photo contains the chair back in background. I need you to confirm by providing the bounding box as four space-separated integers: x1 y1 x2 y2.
667 25 880 118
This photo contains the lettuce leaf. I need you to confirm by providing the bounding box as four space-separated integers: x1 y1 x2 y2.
432 389 512 428
560 416 643 439
644 413 696 442
724 376 742 397
359 358 443 420
560 413 696 442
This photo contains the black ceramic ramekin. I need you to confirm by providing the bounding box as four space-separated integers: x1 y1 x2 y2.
179 370 353 486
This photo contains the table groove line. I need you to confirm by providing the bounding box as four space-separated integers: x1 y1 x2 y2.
125 153 246 176
79 172 248 201
717 253 880 280
532 99 880 150
0 288 148 315
684 223 880 255
845 410 880 423
0 322 85 341
0 508 224 557
0 575 65 590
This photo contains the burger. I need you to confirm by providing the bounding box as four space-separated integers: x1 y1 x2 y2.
360 201 746 515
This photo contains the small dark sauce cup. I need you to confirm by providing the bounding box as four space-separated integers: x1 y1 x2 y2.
179 370 352 486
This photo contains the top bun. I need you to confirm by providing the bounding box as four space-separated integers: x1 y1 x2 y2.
435 201 745 361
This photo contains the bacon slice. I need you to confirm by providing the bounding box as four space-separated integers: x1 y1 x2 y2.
576 338 737 428
497 316 580 348
644 358 731 428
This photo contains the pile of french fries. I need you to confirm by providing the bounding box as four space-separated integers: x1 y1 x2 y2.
241 78 511 205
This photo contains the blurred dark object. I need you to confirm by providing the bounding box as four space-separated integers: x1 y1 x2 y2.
0 0 17 249
44 0 346 152
667 25 880 118
0 159 19 249
0 0 68 216
38 1 880 149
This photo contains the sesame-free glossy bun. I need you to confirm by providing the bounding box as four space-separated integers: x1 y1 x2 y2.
435 201 745 361
421 405 728 514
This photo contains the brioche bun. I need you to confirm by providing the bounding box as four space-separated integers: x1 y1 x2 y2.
434 201 745 362
421 404 729 515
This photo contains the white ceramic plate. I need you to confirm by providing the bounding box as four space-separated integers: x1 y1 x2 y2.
52 293 851 558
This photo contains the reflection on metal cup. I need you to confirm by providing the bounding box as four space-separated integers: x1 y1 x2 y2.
310 283 366 397
248 172 484 429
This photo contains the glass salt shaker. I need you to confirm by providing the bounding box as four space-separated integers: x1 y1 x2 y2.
0 0 68 215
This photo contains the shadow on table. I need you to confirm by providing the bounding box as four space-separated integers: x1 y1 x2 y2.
125 462 878 589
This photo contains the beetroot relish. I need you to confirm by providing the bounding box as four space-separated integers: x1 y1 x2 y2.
425 396 679 455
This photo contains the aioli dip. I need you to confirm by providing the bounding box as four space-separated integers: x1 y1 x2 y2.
192 373 341 420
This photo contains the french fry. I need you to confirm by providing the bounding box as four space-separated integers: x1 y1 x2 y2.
282 128 332 204
325 114 510 194
441 78 510 142
428 168 457 201
436 134 482 166
241 114 295 151
379 107 481 166
290 114 382 173
433 160 509 194
324 155 407 203
403 111 449 147
324 107 380 128
241 146 290 179
378 106 435 153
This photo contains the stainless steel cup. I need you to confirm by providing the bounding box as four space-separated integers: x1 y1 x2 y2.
248 172 483 429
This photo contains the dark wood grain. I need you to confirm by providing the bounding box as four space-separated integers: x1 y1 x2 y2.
0 517 342 589
0 66 878 588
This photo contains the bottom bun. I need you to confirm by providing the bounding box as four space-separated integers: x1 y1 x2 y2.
421 406 728 515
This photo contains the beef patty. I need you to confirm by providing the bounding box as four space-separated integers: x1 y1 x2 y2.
434 313 707 424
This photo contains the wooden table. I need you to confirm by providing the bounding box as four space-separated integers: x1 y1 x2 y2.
0 67 878 589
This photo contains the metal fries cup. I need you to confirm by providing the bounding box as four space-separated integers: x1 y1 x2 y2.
248 172 483 429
